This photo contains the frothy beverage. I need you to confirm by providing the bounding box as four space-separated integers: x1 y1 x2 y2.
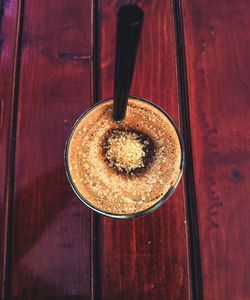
65 98 183 216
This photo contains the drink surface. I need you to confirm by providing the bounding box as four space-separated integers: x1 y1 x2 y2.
66 98 182 215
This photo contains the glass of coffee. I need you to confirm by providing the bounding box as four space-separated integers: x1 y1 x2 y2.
64 96 184 218
65 5 184 218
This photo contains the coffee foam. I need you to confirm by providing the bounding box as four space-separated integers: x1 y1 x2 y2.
67 98 182 215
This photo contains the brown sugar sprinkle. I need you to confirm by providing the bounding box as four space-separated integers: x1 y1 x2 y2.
102 128 156 175
105 131 144 170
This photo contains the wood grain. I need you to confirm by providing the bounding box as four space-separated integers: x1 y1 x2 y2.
182 0 250 299
9 0 94 299
0 0 20 297
97 1 190 299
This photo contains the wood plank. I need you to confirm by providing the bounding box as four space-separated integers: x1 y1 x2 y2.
182 0 250 299
10 0 94 299
0 0 20 297
97 1 190 299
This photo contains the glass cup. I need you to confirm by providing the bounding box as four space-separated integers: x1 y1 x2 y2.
64 96 184 219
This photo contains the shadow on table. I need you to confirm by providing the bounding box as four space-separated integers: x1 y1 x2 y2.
10 164 91 298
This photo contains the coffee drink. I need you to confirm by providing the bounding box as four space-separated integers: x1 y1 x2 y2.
65 97 183 216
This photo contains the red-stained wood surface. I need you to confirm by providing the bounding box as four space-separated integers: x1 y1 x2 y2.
97 1 190 299
3 0 249 299
0 0 19 296
182 0 250 299
8 0 94 299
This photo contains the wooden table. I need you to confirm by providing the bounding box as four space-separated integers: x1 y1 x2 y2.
1 0 249 299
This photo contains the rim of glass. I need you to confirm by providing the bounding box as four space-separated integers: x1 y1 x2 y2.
64 96 185 219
